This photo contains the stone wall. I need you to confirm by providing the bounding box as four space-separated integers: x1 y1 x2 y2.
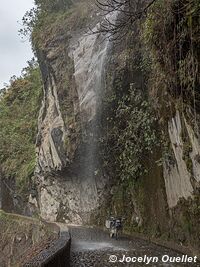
0 211 58 267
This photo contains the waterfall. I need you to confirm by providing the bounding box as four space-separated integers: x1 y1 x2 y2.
69 12 118 217
36 11 119 224
70 11 118 120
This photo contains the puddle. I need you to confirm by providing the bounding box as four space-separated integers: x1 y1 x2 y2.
73 241 127 251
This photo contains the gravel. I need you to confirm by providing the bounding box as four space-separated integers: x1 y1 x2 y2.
69 226 199 267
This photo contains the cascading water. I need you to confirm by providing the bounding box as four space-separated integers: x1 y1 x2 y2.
69 12 118 219
36 10 119 224
70 12 118 122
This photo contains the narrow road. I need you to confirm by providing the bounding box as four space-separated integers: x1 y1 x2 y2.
69 226 199 267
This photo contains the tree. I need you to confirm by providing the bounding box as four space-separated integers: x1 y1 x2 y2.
95 0 157 39
19 0 73 39
35 0 72 13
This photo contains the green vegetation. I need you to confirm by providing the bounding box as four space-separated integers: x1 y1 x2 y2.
20 0 94 51
35 0 72 13
2 0 198 251
20 0 72 37
139 0 200 189
0 60 42 192
97 0 200 244
143 0 200 118
101 42 159 188
112 87 158 183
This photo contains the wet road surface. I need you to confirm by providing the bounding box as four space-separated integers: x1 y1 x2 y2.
69 226 199 267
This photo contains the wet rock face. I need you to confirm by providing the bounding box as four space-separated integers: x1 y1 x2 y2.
69 11 117 123
38 136 108 224
35 6 113 223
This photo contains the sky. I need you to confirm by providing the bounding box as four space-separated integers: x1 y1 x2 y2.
0 0 35 88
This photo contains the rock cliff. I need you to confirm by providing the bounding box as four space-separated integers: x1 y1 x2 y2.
33 1 116 224
18 0 200 253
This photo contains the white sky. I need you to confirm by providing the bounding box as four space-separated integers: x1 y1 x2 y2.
0 0 35 88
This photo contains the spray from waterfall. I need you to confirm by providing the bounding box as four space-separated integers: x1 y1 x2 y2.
69 11 119 215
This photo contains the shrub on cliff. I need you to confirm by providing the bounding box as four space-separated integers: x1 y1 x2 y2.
20 0 94 52
143 0 200 117
0 60 42 192
102 85 158 184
